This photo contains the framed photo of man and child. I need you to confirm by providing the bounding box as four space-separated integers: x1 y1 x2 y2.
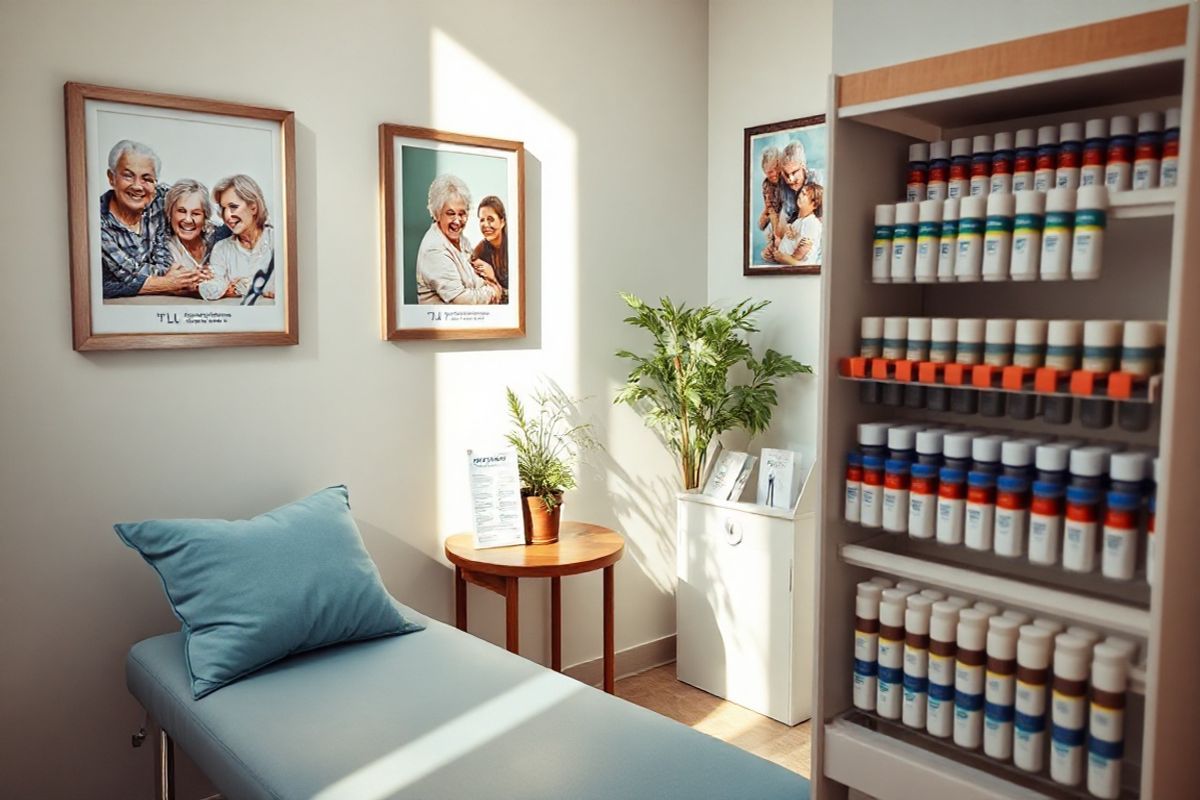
65 82 297 351
743 114 827 276
379 124 525 340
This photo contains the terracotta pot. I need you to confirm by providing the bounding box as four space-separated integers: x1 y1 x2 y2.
522 491 563 545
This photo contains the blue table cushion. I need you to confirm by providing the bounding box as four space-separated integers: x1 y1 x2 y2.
126 612 810 800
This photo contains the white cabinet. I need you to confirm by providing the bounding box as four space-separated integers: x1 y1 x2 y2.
675 471 817 725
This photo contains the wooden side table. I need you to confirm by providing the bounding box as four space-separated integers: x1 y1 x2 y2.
444 522 625 693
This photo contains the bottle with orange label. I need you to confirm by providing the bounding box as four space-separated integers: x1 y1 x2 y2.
1080 118 1109 187
948 137 972 199
964 472 997 551
845 452 863 524
1028 481 1065 566
1012 129 1037 191
908 463 939 540
1104 115 1135 191
994 475 1030 558
1101 491 1139 581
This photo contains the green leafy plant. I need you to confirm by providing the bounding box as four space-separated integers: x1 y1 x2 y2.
505 386 598 511
614 293 812 490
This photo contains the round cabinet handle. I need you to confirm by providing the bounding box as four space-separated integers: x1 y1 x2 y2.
724 518 743 546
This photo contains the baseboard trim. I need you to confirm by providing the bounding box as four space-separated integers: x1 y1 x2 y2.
563 634 676 687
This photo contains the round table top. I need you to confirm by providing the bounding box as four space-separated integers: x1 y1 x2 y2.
444 522 625 578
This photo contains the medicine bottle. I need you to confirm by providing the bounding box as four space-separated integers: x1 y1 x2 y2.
1055 122 1083 190
1035 442 1071 485
927 140 951 200
1012 128 1037 191
955 196 986 282
891 202 918 283
845 453 862 524
994 475 1030 558
926 601 960 738
1101 491 1139 581
969 134 993 197
953 608 989 750
882 459 911 534
905 316 931 363
908 463 939 540
1033 125 1059 192
895 581 920 595
1148 457 1159 585
990 131 1014 194
1001 440 1034 480
1080 118 1109 187
1132 110 1163 190
936 467 967 545
860 316 883 358
1013 624 1054 773
1062 486 1100 573
950 318 982 413
1002 609 1032 626
858 421 889 459
942 431 974 473
872 205 895 283
971 434 1004 476
1066 626 1102 648
964 471 997 552
1050 634 1091 787
927 318 956 411
1033 618 1065 636
1087 643 1130 799
1028 481 1065 566
869 576 896 589
882 317 908 361
1082 320 1122 372
1104 115 1135 191
1069 446 1110 491
937 198 959 282
877 588 909 719
983 616 1021 760
860 455 885 529
902 594 934 729
980 319 1015 417
982 193 1015 282
906 142 929 202
1009 190 1045 281
915 429 943 467
1045 319 1083 371
1008 319 1047 420
1119 320 1165 376
1070 185 1108 281
915 199 942 283
1039 188 1075 281
853 581 883 710
1108 451 1148 498
1160 107 1181 188
948 137 972 198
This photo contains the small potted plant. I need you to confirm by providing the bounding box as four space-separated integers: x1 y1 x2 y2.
505 386 598 544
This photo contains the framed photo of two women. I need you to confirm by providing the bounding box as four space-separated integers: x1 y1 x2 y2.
380 124 525 340
65 82 297 350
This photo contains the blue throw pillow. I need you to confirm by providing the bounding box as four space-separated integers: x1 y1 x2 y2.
115 485 423 699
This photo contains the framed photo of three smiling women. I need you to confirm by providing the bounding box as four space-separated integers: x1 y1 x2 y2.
379 124 525 340
65 82 297 350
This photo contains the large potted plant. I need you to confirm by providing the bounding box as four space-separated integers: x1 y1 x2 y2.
614 293 811 490
505 386 597 544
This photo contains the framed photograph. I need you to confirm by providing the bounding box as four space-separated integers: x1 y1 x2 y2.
65 82 297 351
743 114 827 276
380 124 524 340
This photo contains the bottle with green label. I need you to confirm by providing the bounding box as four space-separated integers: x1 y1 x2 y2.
1071 185 1108 281
1040 188 1075 281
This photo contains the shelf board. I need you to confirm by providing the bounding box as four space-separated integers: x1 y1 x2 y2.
1109 186 1177 219
838 47 1184 134
825 711 1140 800
836 366 1161 406
841 535 1151 638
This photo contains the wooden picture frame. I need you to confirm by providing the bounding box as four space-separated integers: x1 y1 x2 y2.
65 82 297 351
743 114 827 276
380 124 525 340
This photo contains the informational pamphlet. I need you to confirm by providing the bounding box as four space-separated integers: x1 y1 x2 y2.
467 448 525 549
729 455 757 502
757 448 796 509
703 450 749 500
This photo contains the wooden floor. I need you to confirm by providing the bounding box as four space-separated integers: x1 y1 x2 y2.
615 663 811 778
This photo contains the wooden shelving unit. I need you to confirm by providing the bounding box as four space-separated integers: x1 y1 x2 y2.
811 5 1200 799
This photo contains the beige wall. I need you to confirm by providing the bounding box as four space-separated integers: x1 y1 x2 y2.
0 0 707 795
706 0 833 468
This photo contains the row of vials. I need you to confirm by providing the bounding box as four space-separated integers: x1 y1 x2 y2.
872 186 1111 284
902 111 1181 202
854 578 1137 798
846 422 1160 582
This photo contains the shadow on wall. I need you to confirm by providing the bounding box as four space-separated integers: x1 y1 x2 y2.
358 520 453 622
